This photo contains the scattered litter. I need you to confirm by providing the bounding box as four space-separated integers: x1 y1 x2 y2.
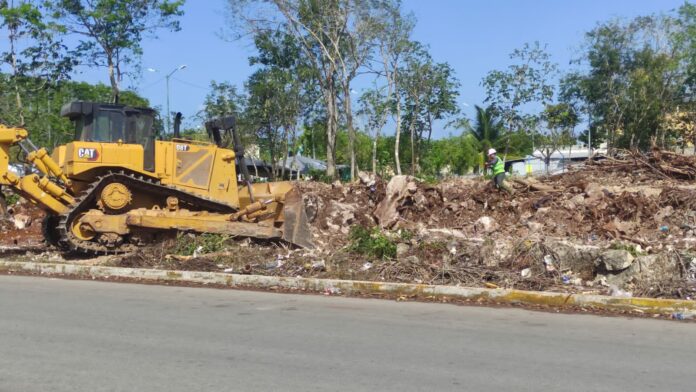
361 262 373 271
520 268 531 278
543 255 556 272
672 312 695 320
324 287 341 296
608 285 633 298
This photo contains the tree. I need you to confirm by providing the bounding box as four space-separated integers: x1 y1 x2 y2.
332 1 382 181
0 73 150 150
565 14 691 151
422 62 459 144
675 2 696 93
229 0 388 179
1 0 73 125
202 81 245 120
539 102 579 173
467 105 502 170
481 41 557 157
398 46 460 175
374 0 414 175
399 42 431 175
47 0 184 103
357 86 388 174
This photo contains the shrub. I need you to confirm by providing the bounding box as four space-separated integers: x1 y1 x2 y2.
349 225 397 260
174 232 230 256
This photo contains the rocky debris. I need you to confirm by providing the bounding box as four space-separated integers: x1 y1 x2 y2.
13 213 32 230
0 197 44 249
599 249 635 272
396 243 410 259
374 175 418 229
474 216 497 233
357 171 377 187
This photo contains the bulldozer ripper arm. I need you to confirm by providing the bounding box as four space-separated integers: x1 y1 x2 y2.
0 124 74 214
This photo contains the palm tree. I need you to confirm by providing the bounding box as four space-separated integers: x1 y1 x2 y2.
467 105 503 171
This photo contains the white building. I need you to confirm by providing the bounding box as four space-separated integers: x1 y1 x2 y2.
508 144 607 176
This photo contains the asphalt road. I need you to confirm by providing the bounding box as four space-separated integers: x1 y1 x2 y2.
0 275 694 392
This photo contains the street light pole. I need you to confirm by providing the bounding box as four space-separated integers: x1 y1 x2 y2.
164 64 187 134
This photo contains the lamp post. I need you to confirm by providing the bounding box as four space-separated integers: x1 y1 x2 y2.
166 65 187 134
149 65 187 134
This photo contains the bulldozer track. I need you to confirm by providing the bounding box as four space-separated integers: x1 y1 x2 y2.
52 171 237 255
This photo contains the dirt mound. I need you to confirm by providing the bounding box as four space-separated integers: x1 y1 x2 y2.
0 197 45 249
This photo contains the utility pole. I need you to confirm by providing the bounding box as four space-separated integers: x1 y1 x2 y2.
166 65 187 134
149 65 187 134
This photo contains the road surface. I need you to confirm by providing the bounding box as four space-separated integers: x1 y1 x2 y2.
0 275 694 392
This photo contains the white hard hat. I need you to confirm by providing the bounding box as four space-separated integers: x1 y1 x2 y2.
488 148 497 155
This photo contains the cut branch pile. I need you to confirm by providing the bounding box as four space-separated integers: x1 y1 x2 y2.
592 148 696 180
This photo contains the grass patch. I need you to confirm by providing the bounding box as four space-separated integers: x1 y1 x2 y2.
609 241 645 257
4 192 19 206
349 225 397 260
174 232 231 256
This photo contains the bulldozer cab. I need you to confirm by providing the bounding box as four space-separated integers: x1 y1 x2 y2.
60 101 157 171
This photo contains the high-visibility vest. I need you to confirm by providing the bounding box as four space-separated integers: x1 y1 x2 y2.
492 156 505 175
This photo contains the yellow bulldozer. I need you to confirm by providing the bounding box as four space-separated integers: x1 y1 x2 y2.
0 101 313 253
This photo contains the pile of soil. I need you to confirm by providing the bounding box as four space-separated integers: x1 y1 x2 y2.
0 197 45 250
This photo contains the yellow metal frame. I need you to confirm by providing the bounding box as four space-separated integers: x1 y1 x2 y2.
0 125 73 214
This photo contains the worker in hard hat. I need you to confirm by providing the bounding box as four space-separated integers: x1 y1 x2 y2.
485 148 513 195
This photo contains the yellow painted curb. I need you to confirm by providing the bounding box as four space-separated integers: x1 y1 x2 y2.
1 261 694 316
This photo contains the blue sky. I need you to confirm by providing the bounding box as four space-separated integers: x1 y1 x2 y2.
1 0 687 137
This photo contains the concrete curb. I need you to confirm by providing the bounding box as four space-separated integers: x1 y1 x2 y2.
1 261 694 316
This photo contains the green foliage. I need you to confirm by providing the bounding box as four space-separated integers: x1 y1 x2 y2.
565 11 693 150
5 193 20 206
0 0 74 82
348 225 397 260
398 229 414 241
306 168 334 184
419 133 480 176
0 74 150 150
482 41 557 132
47 0 185 101
609 242 645 257
174 233 230 256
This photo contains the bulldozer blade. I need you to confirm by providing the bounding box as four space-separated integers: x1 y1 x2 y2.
281 186 315 249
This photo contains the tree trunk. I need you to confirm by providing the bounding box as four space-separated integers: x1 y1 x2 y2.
427 111 433 143
290 126 298 180
371 130 379 175
409 101 418 176
394 93 402 175
280 126 289 180
9 23 25 125
269 126 277 181
107 54 120 104
342 83 356 181
324 84 338 179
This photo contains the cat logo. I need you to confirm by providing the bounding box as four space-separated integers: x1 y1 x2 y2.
77 148 99 161
175 144 190 152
